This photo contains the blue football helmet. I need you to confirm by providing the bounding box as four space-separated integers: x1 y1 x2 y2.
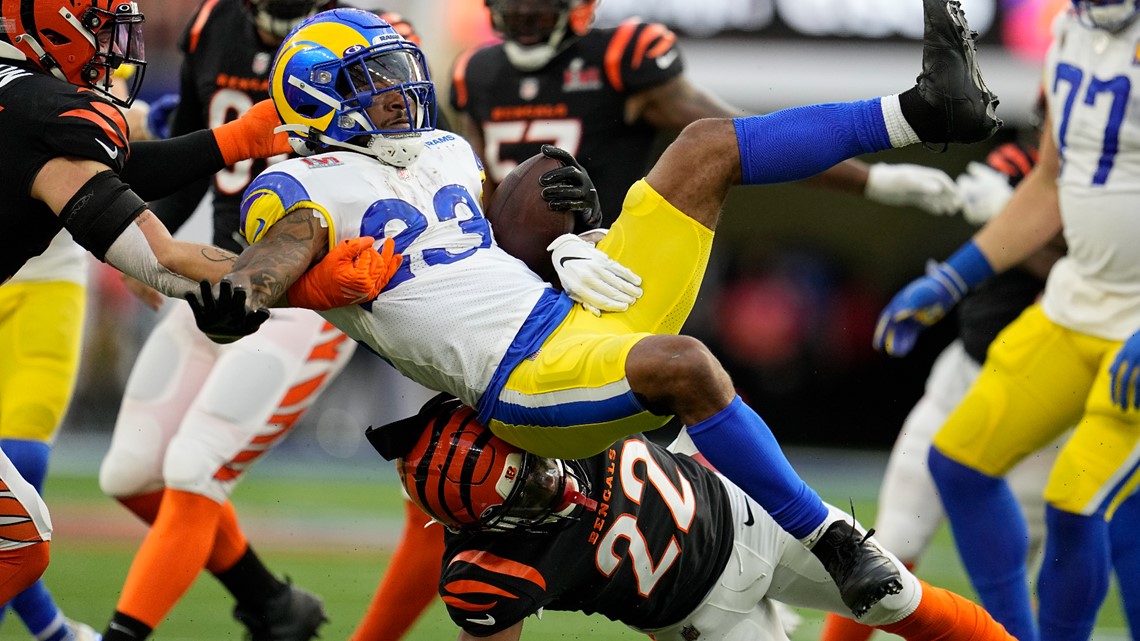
1072 0 1140 31
270 8 436 166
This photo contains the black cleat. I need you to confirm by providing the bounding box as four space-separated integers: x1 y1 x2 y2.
915 0 1001 144
233 580 328 641
811 520 904 619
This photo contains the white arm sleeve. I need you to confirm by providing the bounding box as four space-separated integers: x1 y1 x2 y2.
104 223 200 299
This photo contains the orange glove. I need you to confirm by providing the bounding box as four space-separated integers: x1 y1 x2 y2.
287 237 402 310
380 12 421 45
212 99 291 166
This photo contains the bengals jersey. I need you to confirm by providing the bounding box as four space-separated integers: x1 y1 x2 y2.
157 0 287 253
450 20 684 223
0 59 129 281
439 434 734 636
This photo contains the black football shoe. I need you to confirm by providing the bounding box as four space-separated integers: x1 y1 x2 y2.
913 0 1001 144
811 520 904 619
233 580 328 641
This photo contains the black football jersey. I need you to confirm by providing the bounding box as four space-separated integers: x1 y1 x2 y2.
450 21 684 225
439 433 734 636
159 0 282 253
0 60 130 280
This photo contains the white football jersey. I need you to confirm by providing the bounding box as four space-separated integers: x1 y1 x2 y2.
7 230 87 285
1041 10 1140 339
242 130 554 408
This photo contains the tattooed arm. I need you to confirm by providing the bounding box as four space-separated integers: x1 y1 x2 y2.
223 208 329 309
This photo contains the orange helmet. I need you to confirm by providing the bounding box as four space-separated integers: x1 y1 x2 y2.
0 0 146 106
485 0 598 71
369 394 595 533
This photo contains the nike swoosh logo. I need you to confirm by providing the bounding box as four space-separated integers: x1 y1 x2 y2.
95 138 119 160
252 218 267 240
559 256 587 267
743 501 755 527
655 49 678 70
467 614 496 626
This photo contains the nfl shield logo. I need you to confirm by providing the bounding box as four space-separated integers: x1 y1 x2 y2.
520 77 539 101
252 52 271 75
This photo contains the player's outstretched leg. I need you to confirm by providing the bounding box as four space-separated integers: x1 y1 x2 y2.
810 516 905 619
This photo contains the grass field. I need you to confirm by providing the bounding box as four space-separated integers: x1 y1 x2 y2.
7 443 1129 641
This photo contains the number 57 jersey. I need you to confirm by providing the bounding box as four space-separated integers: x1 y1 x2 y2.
240 130 559 407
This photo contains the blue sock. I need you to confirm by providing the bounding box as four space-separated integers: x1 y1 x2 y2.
1109 493 1140 639
1 439 66 640
734 98 893 185
1038 506 1109 641
928 447 1038 641
686 396 827 539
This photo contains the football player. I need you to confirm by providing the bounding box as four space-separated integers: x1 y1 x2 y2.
191 0 1000 625
873 1 1140 639
368 2 982 636
372 395 1017 641
821 104 1068 641
93 2 416 641
0 0 369 631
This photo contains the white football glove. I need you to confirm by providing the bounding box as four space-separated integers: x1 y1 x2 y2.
864 163 965 215
548 230 643 316
956 161 1015 226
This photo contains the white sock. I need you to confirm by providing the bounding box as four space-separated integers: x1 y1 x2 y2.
881 94 921 148
800 503 866 548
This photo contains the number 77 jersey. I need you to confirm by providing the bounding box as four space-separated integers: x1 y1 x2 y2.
239 129 558 408
1040 8 1140 340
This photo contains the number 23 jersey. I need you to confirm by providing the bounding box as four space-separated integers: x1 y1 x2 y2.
239 130 554 407
1041 9 1140 339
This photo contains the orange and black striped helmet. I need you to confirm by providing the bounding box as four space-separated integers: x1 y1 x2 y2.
0 0 146 106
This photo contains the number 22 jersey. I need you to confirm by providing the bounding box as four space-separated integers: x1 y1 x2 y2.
240 130 567 408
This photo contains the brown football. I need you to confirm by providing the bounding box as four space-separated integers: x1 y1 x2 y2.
484 152 575 283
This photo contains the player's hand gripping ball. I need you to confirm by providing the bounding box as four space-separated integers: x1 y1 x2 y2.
485 145 601 283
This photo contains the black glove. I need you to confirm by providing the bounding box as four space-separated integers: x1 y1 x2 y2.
185 279 270 344
538 144 602 233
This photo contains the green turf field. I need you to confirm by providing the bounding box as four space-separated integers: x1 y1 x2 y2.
8 447 1128 641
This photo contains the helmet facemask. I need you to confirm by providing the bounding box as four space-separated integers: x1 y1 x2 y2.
246 0 334 40
486 0 595 71
1072 0 1140 31
481 454 595 533
5 1 146 107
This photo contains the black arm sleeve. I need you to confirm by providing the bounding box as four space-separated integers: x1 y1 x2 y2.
119 130 226 201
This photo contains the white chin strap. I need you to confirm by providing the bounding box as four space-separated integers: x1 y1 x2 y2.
503 12 572 72
275 124 423 167
1084 1 1140 30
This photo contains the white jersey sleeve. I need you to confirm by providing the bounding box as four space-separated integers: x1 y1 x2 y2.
1040 10 1140 339
8 230 88 285
240 131 552 407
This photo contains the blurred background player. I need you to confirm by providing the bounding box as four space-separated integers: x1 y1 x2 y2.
873 1 1140 639
819 96 1069 641
372 395 1016 641
357 1 981 638
95 3 418 641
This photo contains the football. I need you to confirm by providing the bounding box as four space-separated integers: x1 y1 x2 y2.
484 152 575 283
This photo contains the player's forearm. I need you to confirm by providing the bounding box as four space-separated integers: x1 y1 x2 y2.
972 164 1062 274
